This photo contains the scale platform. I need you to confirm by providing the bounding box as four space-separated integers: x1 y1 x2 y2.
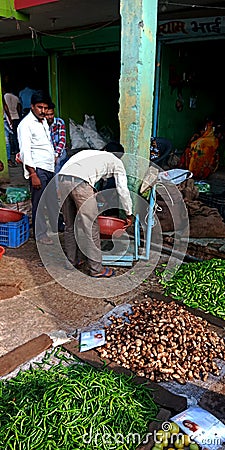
101 239 135 267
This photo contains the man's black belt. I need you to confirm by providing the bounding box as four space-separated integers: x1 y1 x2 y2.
59 175 84 183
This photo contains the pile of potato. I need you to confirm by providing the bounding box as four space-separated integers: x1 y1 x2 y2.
97 298 225 383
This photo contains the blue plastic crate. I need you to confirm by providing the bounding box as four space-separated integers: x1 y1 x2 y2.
0 214 30 248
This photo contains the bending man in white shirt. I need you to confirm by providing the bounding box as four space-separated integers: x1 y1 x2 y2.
59 143 132 278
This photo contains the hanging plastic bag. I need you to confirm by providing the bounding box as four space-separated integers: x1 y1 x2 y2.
194 181 211 193
6 187 30 204
140 165 159 194
158 169 193 185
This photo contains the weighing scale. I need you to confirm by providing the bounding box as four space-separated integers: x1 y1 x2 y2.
101 186 156 267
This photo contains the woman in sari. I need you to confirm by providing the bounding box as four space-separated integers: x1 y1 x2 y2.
179 118 219 179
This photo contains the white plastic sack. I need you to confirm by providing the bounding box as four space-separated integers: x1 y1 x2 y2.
69 118 90 150
83 128 107 150
83 114 97 131
83 114 107 149
158 169 193 185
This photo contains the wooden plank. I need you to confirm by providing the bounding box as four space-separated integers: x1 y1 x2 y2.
0 333 53 377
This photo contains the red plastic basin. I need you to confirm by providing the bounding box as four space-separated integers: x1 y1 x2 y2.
0 208 23 223
0 246 5 260
98 215 128 239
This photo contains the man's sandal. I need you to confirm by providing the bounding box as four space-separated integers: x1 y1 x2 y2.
91 267 115 278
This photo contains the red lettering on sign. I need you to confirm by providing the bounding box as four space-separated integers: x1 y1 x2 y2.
158 21 188 35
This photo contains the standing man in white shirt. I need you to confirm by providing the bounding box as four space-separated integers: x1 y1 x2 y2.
17 90 59 245
58 143 133 277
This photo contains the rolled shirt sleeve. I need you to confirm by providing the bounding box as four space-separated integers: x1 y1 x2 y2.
113 160 132 216
59 150 133 215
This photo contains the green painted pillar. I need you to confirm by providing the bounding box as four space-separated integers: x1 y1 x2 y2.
48 52 59 115
0 77 9 182
119 0 158 194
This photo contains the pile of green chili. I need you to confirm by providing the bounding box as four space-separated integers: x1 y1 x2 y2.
0 350 159 449
156 258 225 319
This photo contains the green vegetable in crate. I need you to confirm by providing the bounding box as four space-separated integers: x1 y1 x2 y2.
189 444 199 450
169 422 180 434
183 434 191 446
174 439 184 449
152 425 192 450
154 443 164 449
155 430 170 447
156 258 225 320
